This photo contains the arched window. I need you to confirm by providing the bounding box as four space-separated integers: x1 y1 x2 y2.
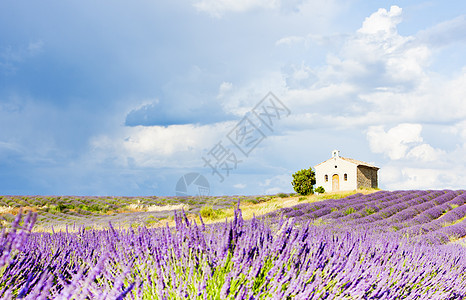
325 175 328 182
344 173 348 181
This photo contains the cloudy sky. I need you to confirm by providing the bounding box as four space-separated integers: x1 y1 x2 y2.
1 1 466 196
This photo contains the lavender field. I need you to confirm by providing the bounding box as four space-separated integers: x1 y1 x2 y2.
0 194 271 230
1 190 466 299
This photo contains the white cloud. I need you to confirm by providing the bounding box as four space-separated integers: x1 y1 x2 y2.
367 120 466 190
382 164 466 191
217 82 233 99
183 4 466 136
397 168 441 190
449 120 466 139
275 36 306 46
367 124 423 160
263 5 439 133
233 183 246 189
357 6 402 36
259 173 292 194
89 123 233 168
378 166 401 185
406 144 445 162
264 187 282 194
325 5 430 91
366 123 447 164
268 5 466 133
283 62 317 89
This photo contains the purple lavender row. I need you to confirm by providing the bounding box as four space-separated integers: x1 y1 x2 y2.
317 190 446 228
266 190 466 244
272 191 402 221
321 191 431 223
344 190 461 230
398 203 466 242
278 190 433 225
416 218 466 244
395 193 466 231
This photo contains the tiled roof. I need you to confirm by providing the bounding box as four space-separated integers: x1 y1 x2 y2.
340 157 379 169
314 156 379 169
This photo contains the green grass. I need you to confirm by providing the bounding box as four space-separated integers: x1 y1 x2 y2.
199 205 229 221
365 207 377 215
344 207 356 215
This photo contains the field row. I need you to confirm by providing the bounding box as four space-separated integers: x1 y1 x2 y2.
270 190 466 244
0 194 287 229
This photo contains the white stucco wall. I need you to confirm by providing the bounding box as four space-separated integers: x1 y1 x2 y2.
315 156 358 192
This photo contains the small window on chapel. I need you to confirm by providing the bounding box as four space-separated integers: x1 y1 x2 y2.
325 175 328 182
344 173 348 181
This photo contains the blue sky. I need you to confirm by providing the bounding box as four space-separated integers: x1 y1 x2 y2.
1 1 466 196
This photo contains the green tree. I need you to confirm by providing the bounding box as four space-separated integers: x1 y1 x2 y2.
291 167 316 195
315 186 325 194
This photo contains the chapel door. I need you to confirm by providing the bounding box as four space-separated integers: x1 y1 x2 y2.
332 174 339 192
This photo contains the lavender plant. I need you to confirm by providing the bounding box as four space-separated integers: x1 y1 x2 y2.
1 191 466 298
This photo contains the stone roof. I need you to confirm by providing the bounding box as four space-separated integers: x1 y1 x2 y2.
340 157 379 169
314 156 379 169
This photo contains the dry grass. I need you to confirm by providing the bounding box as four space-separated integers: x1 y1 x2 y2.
145 204 187 212
0 206 14 214
25 189 379 232
0 206 38 215
32 223 109 232
154 189 380 228
222 189 378 223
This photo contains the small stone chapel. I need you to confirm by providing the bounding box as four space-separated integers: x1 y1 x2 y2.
314 150 379 192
